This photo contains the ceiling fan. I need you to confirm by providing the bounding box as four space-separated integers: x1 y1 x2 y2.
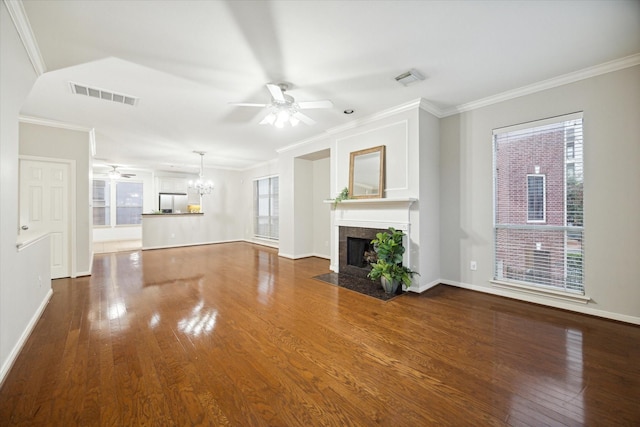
108 165 136 179
230 83 333 127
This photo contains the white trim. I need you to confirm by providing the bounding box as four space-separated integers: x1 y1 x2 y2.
278 252 295 259
243 238 279 249
141 239 243 251
327 98 428 137
276 99 422 154
286 252 330 260
493 112 584 135
19 115 93 133
335 219 409 231
325 197 417 206
408 278 440 293
441 279 639 325
0 289 52 385
3 0 46 76
443 54 640 117
251 173 279 182
490 279 590 304
419 98 443 118
16 230 49 251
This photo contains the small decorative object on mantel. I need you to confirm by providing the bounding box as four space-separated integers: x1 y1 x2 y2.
367 227 419 294
333 187 350 207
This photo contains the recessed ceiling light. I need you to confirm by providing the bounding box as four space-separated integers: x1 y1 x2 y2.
343 109 354 114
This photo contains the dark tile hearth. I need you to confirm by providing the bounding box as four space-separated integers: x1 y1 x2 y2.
312 272 404 302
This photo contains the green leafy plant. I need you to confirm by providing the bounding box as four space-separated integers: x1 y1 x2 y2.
367 227 418 289
333 187 350 207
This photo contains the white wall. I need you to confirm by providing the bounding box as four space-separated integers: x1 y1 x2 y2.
312 157 331 258
278 137 332 258
19 121 93 275
439 65 640 323
0 1 52 382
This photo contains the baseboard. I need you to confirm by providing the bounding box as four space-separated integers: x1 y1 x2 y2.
441 279 640 326
284 252 330 260
0 288 53 386
142 239 242 251
408 278 440 293
242 238 279 250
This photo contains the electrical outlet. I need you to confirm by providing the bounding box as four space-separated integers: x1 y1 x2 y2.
470 261 477 271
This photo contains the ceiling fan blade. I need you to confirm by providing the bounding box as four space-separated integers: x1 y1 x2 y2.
293 112 316 125
297 100 333 109
266 83 285 102
228 102 269 107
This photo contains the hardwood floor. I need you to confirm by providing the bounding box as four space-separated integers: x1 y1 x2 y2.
1 242 638 425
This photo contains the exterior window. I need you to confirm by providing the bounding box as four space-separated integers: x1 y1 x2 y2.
93 180 111 226
116 182 143 225
527 174 545 222
93 179 142 227
493 113 584 293
254 176 279 240
566 128 575 159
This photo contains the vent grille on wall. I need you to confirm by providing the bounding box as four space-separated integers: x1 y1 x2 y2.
69 82 138 106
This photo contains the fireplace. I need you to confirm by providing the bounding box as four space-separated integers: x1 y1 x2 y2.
339 226 388 279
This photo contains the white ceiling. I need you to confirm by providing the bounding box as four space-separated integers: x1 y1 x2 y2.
18 0 640 173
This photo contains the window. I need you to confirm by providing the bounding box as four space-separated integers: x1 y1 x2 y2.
493 113 584 293
527 174 545 222
254 176 279 240
93 180 111 226
93 179 143 227
116 181 143 225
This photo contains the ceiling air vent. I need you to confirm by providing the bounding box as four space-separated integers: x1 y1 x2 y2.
69 82 138 106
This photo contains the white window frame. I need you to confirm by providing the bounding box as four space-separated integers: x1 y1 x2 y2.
92 178 143 228
253 175 279 241
492 112 585 296
526 174 546 223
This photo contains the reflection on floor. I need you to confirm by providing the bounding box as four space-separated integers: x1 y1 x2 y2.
93 239 142 254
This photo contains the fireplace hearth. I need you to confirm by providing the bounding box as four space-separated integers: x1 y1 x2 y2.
339 226 387 279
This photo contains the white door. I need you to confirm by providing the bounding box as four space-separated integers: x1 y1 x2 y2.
19 159 70 279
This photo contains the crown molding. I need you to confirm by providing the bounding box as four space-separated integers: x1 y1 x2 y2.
19 115 93 132
441 53 640 117
3 0 46 76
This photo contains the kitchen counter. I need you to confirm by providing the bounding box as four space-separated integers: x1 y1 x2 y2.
142 213 210 249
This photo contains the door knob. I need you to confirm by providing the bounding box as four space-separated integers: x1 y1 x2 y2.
21 225 29 230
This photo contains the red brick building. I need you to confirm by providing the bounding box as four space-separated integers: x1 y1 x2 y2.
494 120 583 291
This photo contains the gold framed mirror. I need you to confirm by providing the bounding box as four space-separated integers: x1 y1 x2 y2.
349 145 385 199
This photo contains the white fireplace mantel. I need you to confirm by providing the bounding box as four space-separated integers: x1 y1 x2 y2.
323 197 417 207
328 197 418 273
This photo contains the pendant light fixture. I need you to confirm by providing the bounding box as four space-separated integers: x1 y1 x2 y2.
189 151 214 196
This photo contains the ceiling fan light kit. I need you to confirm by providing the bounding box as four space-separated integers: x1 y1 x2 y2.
231 82 333 128
108 165 135 179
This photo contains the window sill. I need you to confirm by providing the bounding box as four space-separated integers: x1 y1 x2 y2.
490 280 591 304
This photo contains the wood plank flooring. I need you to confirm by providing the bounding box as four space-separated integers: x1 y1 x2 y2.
1 242 639 425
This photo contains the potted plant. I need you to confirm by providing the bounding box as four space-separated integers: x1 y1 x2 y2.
367 227 418 294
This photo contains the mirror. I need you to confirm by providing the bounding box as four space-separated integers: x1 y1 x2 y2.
349 145 385 199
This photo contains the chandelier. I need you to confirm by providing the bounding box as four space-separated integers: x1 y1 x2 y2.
189 151 214 196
